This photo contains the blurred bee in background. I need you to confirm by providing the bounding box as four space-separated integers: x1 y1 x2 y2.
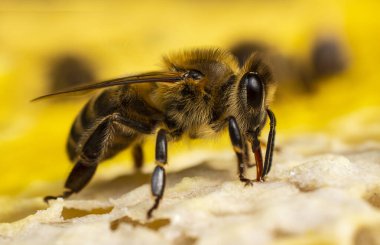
48 54 96 95
34 48 277 218
310 36 348 79
230 35 349 94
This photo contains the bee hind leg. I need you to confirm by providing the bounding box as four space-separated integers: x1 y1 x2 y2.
64 161 97 196
44 161 97 202
147 129 167 219
44 115 118 203
228 117 254 186
44 113 155 204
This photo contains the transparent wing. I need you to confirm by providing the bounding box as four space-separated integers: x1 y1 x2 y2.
32 71 184 102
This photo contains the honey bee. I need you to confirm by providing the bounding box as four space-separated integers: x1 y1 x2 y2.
34 48 277 218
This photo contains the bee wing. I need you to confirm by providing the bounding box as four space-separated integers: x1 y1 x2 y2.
31 71 184 102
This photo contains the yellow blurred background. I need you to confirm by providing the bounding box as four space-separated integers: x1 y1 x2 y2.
1 0 380 209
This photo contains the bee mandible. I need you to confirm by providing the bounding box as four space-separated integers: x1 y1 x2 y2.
34 48 277 218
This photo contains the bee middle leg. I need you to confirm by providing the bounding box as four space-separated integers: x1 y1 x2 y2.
147 129 167 219
228 117 254 186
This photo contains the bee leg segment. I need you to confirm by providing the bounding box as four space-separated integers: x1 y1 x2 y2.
45 115 121 203
252 135 264 182
43 161 97 203
64 161 97 194
228 117 253 186
147 129 167 219
263 109 276 177
245 141 256 168
132 144 144 171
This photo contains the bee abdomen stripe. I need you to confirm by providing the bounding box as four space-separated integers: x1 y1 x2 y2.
79 101 97 130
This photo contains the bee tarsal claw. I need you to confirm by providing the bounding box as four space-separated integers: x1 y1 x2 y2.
239 177 254 187
43 195 60 203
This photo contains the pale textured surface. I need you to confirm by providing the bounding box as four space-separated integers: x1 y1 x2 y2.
1 1 380 244
1 135 380 245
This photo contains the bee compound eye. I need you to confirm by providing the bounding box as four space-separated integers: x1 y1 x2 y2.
244 72 264 108
186 70 204 80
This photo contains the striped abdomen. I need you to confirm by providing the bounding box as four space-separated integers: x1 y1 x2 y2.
66 86 161 164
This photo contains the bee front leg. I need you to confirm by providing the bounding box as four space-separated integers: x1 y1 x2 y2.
228 117 254 186
147 129 167 219
251 109 277 181
262 109 276 178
